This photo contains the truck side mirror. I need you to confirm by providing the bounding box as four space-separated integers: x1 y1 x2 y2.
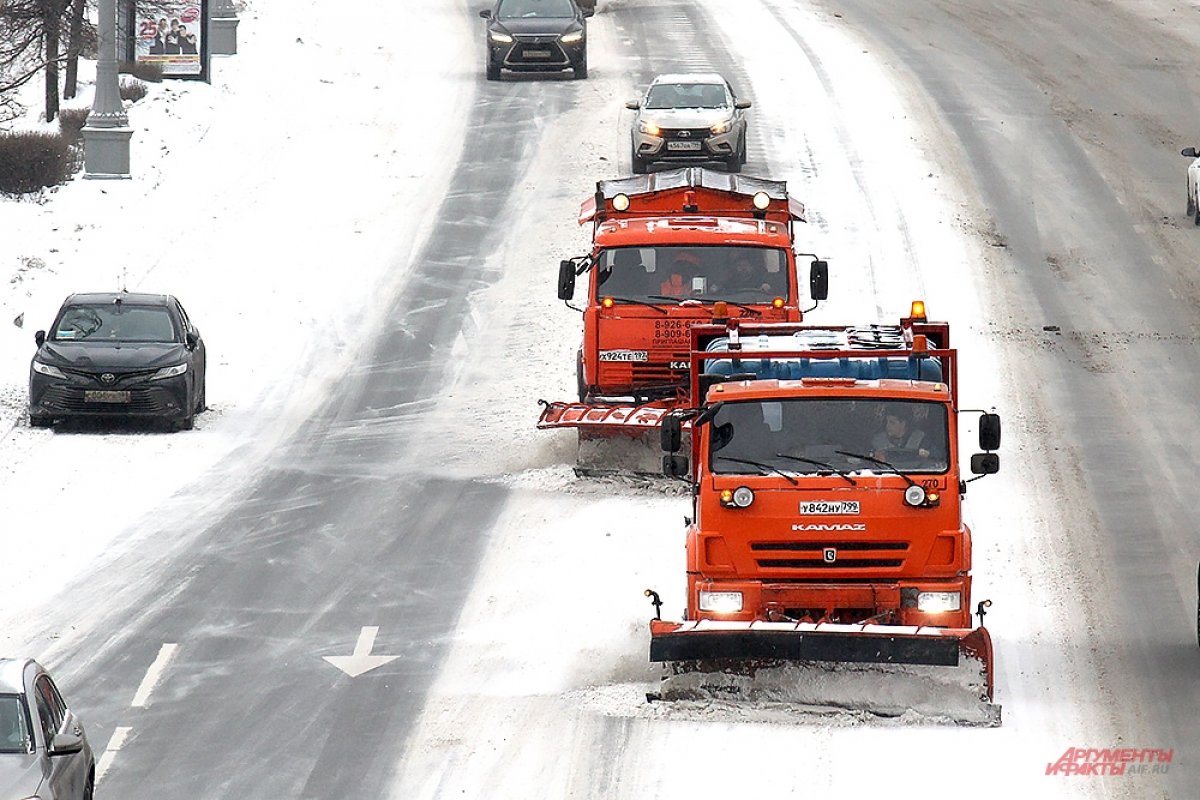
661 415 682 452
978 412 1001 451
663 454 689 478
1183 147 1199 158
557 260 576 300
34 330 45 347
970 452 1000 475
809 259 829 301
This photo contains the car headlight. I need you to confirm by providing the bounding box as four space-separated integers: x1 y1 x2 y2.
560 30 583 43
638 120 661 136
31 361 67 379
698 590 743 614
149 363 188 381
489 29 513 43
916 591 961 613
710 120 732 135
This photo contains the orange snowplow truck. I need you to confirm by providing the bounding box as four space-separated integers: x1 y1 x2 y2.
539 168 828 473
646 307 1003 724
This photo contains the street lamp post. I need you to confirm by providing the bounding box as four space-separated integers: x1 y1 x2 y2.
81 0 131 178
209 0 240 56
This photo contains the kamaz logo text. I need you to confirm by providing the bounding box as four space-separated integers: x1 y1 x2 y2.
791 523 867 532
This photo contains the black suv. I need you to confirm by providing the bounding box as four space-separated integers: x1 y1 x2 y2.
28 292 208 431
480 0 590 81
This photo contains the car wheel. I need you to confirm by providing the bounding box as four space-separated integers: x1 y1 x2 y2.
28 414 52 429
486 57 501 81
631 151 648 174
573 60 588 80
1188 186 1196 218
725 144 742 173
195 377 207 414
1194 208 1200 227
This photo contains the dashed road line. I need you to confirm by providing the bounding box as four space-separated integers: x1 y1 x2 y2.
131 642 178 708
95 726 131 783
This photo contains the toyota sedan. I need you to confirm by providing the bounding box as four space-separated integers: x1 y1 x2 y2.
28 292 208 431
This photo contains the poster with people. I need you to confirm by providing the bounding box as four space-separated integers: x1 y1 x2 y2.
134 2 205 78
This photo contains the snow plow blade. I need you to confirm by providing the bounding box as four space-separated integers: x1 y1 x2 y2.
537 401 685 477
649 620 999 726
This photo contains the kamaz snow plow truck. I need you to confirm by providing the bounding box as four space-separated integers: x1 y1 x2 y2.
539 167 828 475
645 306 1003 725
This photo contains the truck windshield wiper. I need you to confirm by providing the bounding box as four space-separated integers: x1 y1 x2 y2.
774 453 857 485
713 455 798 486
647 295 762 316
835 450 918 488
600 296 669 315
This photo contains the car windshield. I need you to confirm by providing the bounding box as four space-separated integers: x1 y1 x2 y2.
0 695 31 754
645 83 729 109
594 246 790 303
709 399 950 474
497 0 575 18
53 303 179 343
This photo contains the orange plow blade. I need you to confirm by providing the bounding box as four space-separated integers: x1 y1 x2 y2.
649 620 999 726
537 401 685 477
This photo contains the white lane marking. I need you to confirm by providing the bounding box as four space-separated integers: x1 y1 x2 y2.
323 626 400 678
131 643 178 708
95 726 132 783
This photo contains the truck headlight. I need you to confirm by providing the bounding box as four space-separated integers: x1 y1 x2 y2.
150 363 188 381
560 30 583 43
904 484 927 507
698 590 743 614
916 591 961 613
489 29 513 43
719 486 754 508
31 361 67 379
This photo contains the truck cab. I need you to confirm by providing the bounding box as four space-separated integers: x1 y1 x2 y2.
556 168 824 404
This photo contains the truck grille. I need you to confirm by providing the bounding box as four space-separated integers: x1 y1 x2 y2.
752 541 908 570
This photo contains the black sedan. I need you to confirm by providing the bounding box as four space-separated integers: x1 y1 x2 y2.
480 0 589 81
28 292 208 431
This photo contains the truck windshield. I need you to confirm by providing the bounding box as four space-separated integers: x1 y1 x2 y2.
594 246 789 304
708 399 950 474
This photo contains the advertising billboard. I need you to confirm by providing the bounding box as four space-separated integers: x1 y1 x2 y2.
133 1 207 79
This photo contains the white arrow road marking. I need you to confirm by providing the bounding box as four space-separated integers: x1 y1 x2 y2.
132 643 178 707
95 726 131 783
323 626 399 678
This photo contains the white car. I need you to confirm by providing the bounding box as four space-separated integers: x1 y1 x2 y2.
626 73 750 174
1182 146 1200 224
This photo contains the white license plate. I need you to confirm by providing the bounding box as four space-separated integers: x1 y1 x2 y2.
667 141 702 151
800 500 861 515
85 390 131 403
598 349 649 362
523 49 551 57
